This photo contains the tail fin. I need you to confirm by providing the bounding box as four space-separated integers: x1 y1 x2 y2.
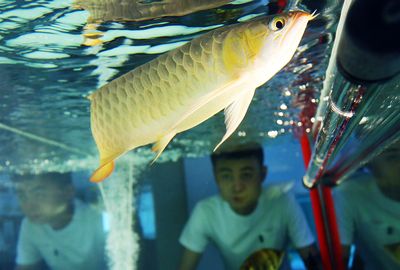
90 161 115 183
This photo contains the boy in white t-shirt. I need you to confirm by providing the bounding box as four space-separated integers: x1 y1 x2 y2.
179 142 321 270
335 141 400 270
13 172 107 270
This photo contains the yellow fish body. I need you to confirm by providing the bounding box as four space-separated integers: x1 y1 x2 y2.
89 11 314 182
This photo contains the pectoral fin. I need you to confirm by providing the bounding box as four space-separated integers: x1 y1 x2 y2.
151 132 176 164
214 88 256 151
169 79 243 134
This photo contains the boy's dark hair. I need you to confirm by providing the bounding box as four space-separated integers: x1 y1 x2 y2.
211 142 264 167
12 172 72 188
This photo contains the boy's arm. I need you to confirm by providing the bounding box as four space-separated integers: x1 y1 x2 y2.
178 248 202 270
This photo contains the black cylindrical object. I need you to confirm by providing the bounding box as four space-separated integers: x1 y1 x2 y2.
337 0 400 82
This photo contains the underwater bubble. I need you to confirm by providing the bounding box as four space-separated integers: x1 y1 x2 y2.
267 131 278 138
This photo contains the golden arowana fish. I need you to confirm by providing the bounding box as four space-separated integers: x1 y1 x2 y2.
89 11 315 182
241 249 284 270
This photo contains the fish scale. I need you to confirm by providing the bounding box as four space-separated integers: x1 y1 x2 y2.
89 11 314 182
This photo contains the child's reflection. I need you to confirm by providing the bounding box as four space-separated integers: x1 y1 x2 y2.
335 140 400 269
13 172 107 270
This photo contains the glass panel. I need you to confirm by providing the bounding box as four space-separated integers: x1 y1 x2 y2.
303 0 400 269
333 141 400 269
303 0 400 187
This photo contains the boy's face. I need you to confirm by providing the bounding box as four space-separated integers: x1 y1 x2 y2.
15 178 73 225
214 157 266 215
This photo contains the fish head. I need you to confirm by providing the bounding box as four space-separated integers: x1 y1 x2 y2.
255 10 315 71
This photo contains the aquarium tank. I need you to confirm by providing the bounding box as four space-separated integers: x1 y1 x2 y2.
0 0 399 269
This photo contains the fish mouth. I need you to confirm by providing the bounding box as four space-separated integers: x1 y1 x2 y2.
281 10 315 43
294 10 318 21
309 10 319 20
278 11 305 46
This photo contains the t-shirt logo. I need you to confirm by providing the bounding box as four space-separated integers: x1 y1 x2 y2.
240 248 284 270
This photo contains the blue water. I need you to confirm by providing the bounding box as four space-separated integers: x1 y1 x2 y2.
0 1 344 269
0 0 337 173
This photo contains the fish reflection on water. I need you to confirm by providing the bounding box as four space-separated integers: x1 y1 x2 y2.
89 11 315 182
73 0 233 22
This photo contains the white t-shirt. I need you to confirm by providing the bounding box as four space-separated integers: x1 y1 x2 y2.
16 200 107 270
334 173 400 270
179 189 314 270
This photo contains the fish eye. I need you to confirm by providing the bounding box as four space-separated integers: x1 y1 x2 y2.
269 17 286 31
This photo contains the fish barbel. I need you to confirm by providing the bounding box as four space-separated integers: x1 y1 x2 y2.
89 11 315 182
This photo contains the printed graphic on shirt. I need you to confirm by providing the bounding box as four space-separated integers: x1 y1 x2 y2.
240 248 284 270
